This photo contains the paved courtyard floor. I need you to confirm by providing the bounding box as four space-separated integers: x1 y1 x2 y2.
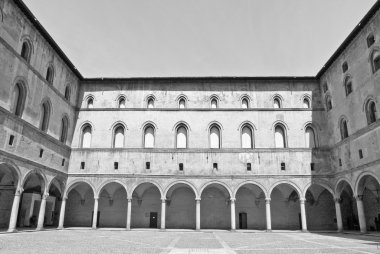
0 229 379 254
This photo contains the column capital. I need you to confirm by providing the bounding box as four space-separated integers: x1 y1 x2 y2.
161 198 166 203
15 187 24 196
230 198 236 202
299 198 306 203
354 195 363 201
42 192 49 200
195 198 201 201
127 198 132 202
265 198 271 202
94 197 99 201
334 197 341 203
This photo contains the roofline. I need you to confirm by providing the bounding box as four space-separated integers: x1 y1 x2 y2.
14 0 84 80
316 0 380 79
82 76 317 83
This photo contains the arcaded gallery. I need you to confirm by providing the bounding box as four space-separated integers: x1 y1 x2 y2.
0 0 380 233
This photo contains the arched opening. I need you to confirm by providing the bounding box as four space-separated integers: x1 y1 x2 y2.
178 98 186 109
87 97 93 109
235 184 266 229
241 98 249 109
371 50 380 73
45 178 64 228
340 118 349 140
344 77 353 96
144 125 155 148
176 125 187 148
40 101 51 132
270 183 301 230
81 124 92 148
303 98 310 108
147 97 155 109
336 181 358 231
209 125 221 149
241 125 253 149
131 183 162 229
65 182 95 227
305 126 316 148
326 96 333 112
19 172 45 229
0 164 19 229
274 124 286 148
98 182 127 228
64 86 70 101
119 97 126 108
165 183 196 229
200 183 231 229
60 116 69 143
113 125 125 148
20 41 31 62
11 82 26 117
356 175 380 231
45 66 54 84
273 97 281 108
210 98 218 109
366 100 377 125
305 184 336 230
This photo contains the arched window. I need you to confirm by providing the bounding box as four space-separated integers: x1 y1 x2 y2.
367 34 375 48
365 100 377 125
241 125 253 148
178 98 186 109
274 125 286 148
326 96 333 111
241 98 249 109
303 98 310 108
20 41 31 62
11 82 26 117
46 66 54 84
87 97 93 108
64 86 71 101
371 50 380 73
119 97 126 108
147 97 155 108
60 116 69 143
176 126 187 148
210 97 218 109
344 77 353 96
273 97 281 108
305 126 316 148
81 125 92 148
340 118 349 140
209 125 221 148
144 125 155 148
113 125 125 148
322 82 329 93
40 101 51 132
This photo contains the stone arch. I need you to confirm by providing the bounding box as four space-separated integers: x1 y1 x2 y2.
164 180 199 199
0 160 22 188
302 181 334 198
96 179 128 199
129 180 164 199
269 180 302 198
172 121 191 132
355 171 380 196
232 180 268 199
64 179 96 199
199 181 232 198
237 121 257 131
21 170 47 193
335 178 354 198
369 46 380 73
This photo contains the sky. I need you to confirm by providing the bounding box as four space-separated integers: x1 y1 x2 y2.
23 0 376 78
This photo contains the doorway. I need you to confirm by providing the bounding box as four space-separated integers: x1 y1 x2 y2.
239 212 247 229
150 212 158 228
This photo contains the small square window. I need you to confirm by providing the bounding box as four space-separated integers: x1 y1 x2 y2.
359 149 363 159
61 159 65 166
179 163 184 171
367 34 375 48
146 162 150 170
342 62 348 73
8 135 15 146
39 149 44 158
339 159 342 167
80 162 85 169
310 163 315 171
247 163 251 171
322 82 328 93
114 162 119 170
213 163 218 170
280 162 286 171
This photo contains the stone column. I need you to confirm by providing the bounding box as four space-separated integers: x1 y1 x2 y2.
230 198 236 231
196 198 201 230
8 187 23 233
355 195 367 233
36 192 49 230
126 198 132 230
161 199 166 230
300 198 307 232
92 197 99 229
265 198 272 231
57 197 67 230
334 198 343 232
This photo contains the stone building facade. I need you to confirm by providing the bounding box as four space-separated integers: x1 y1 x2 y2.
0 0 379 232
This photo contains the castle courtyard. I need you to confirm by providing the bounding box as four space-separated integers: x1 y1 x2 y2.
0 230 379 254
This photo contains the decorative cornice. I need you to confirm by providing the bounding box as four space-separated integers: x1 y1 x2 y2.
77 108 325 112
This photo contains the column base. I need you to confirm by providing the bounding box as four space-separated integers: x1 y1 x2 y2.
159 228 166 231
7 228 17 233
230 229 236 232
266 229 272 232
57 226 64 230
126 227 131 231
92 227 97 230
195 229 201 231
36 227 44 231
301 229 309 233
